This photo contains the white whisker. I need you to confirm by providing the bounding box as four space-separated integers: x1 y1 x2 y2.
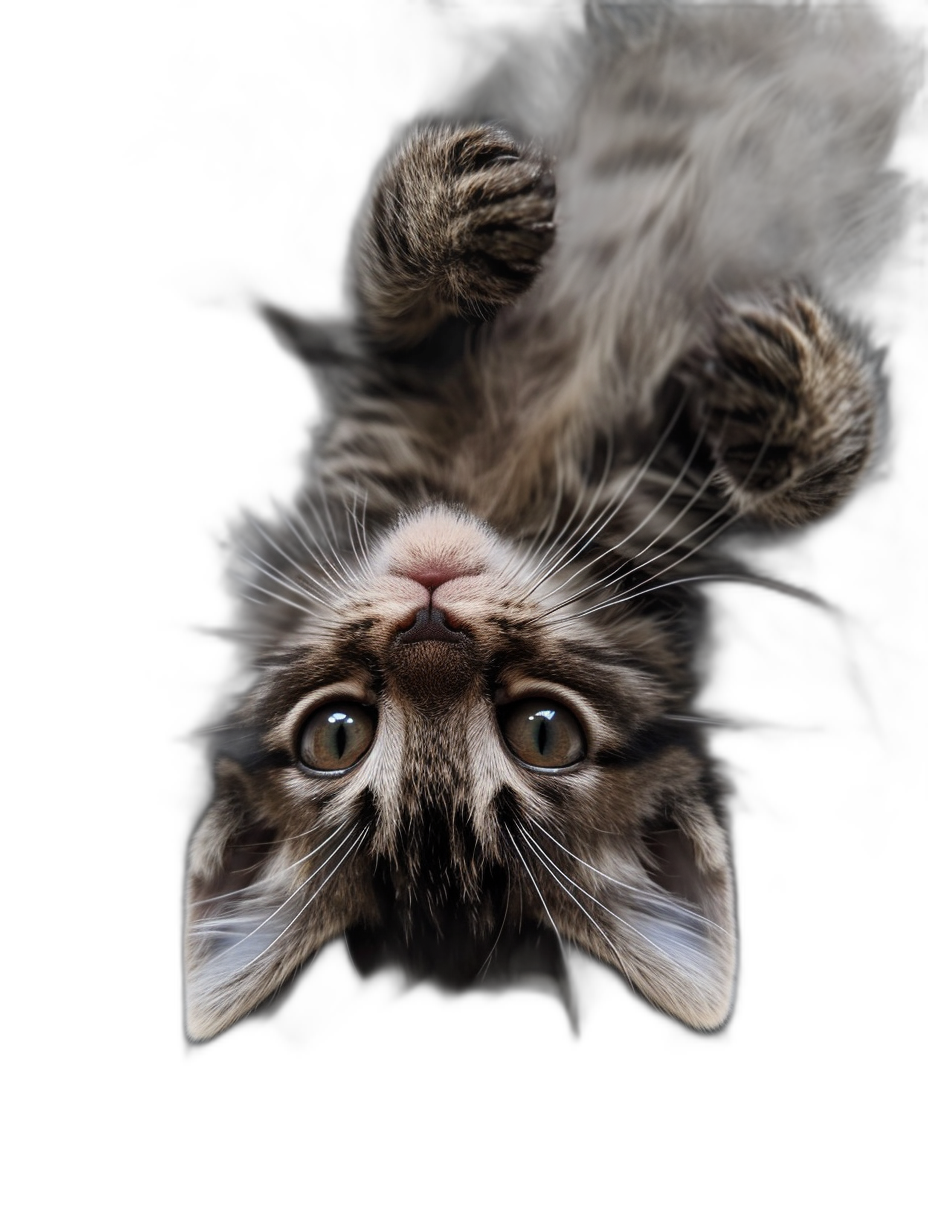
620 565 825 612
240 545 337 607
238 580 332 623
515 822 645 975
541 420 710 609
304 491 358 586
344 487 375 580
529 819 728 936
518 430 616 589
290 498 357 586
665 714 823 729
501 824 572 976
275 498 356 591
191 822 364 965
247 511 342 599
475 873 512 981
226 827 369 977
284 819 363 871
517 388 690 601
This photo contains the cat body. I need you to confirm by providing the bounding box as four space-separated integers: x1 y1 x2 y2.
184 2 912 1040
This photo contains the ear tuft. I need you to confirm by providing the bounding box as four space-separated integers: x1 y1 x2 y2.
574 789 736 1031
184 762 338 1041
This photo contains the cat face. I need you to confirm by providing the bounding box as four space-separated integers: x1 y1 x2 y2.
185 505 735 1040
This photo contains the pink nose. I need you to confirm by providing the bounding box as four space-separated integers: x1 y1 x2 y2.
403 564 473 589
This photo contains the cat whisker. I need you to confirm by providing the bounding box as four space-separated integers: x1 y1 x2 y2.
475 872 512 981
564 568 828 622
246 510 341 595
596 504 721 600
501 824 573 981
536 392 793 627
529 471 745 626
519 821 718 979
344 486 375 581
517 429 616 588
649 568 826 608
516 449 570 572
192 624 292 650
514 822 637 981
501 459 585 591
566 450 724 599
607 395 791 588
303 499 358 585
528 818 729 937
193 819 333 893
191 821 335 906
306 489 360 586
274 499 357 591
284 819 363 871
356 487 373 559
541 418 710 607
239 544 339 607
239 580 335 624
192 881 275 907
191 827 364 960
516 472 625 600
220 827 369 978
516 388 689 601
660 714 828 729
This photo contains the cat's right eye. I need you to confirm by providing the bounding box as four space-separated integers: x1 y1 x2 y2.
498 698 586 770
298 702 376 774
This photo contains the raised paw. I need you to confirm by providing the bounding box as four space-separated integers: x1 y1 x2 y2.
441 125 556 305
686 286 883 525
357 123 555 346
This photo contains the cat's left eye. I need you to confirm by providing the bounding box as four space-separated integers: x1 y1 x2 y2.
498 698 586 770
299 702 376 774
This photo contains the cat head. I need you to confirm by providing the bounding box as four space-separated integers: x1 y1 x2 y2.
185 504 735 1039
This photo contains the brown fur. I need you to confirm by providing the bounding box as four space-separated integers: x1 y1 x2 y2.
184 2 911 1040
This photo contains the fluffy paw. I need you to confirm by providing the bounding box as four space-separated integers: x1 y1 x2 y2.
359 123 555 343
687 286 882 524
437 124 556 308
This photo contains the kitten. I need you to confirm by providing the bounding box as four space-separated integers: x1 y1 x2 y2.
184 2 912 1040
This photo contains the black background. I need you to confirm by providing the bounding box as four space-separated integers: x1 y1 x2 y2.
112 2 921 1118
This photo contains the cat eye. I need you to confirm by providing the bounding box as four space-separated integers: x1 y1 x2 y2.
298 702 376 774
498 698 586 770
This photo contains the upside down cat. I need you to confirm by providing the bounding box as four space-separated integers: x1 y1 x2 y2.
184 2 912 1040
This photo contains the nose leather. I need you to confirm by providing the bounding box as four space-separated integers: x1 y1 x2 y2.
395 605 467 645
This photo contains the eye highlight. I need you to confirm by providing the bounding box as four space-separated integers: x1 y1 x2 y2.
498 698 586 770
298 702 376 774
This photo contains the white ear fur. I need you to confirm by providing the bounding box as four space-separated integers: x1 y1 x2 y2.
595 802 736 1030
184 764 346 1041
619 887 735 1031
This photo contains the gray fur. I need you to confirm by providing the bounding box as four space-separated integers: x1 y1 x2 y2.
184 3 913 1041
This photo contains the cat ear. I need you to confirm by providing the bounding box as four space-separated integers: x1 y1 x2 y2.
258 303 361 368
184 759 342 1041
585 789 736 1030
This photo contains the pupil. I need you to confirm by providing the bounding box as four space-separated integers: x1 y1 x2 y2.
537 718 548 755
335 723 347 759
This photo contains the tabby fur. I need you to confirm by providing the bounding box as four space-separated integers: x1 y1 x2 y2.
184 2 912 1040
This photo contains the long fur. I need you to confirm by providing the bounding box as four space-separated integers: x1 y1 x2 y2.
184 2 914 1041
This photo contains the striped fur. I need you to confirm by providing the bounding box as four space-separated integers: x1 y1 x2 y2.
185 2 912 1040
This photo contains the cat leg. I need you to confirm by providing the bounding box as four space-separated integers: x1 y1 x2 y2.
683 285 885 526
354 123 556 350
